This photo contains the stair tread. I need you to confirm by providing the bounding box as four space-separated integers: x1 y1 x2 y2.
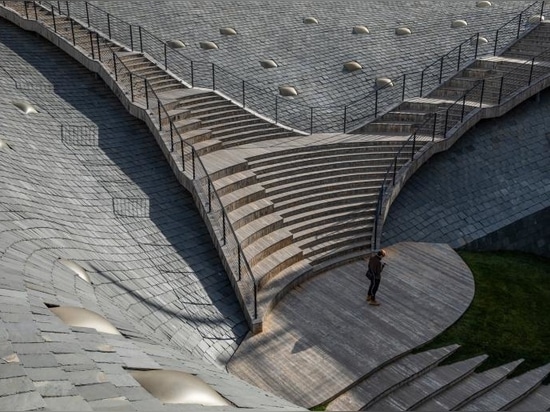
367 355 488 411
235 214 283 242
460 363 550 411
417 359 523 411
228 198 274 225
242 228 293 261
508 383 550 411
253 244 303 282
213 170 257 190
327 345 461 411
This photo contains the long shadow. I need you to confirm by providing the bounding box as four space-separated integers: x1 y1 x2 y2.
0 19 248 343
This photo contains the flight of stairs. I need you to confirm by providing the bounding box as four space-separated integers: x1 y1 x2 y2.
327 345 550 411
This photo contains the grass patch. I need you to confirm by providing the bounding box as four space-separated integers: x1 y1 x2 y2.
416 250 550 377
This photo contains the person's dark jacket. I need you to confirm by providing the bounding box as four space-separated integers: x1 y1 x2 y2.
368 255 383 279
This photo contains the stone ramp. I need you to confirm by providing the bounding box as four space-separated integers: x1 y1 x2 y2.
227 242 475 408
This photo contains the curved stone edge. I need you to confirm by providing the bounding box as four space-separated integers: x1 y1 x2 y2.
374 75 550 249
0 7 259 332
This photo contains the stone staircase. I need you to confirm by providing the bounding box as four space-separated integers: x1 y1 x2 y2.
4 2 550 334
327 345 550 411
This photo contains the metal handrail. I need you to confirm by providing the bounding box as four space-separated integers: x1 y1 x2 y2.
32 0 545 134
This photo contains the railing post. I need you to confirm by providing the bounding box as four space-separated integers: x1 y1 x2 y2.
208 181 212 213
85 2 90 27
171 123 175 153
24 1 29 20
343 106 347 133
242 80 246 108
129 24 134 51
420 70 425 96
157 99 162 132
438 56 444 83
457 44 462 72
222 211 226 245
237 245 242 281
254 281 258 319
444 110 449 138
144 78 149 109
275 96 279 124
51 5 56 32
517 13 522 39
461 95 466 122
164 43 168 70
180 138 184 171
65 1 69 17
474 33 479 59
212 63 215 90
542 1 546 20
89 32 95 60
113 51 117 80
392 156 397 185
70 19 75 45
310 107 314 135
374 89 379 117
32 1 37 20
191 61 194 87
130 72 134 102
96 32 101 61
411 132 416 160
192 151 196 180
402 73 406 101
107 13 111 39
139 26 143 52
480 79 485 107
57 1 60 14
494 30 499 56
498 76 504 104
528 57 535 85
432 112 437 141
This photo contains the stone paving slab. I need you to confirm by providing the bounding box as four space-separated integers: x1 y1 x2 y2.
227 242 475 408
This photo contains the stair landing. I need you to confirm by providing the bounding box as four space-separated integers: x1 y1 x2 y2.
227 242 474 408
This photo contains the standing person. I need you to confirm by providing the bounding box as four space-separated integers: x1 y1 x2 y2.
366 249 386 306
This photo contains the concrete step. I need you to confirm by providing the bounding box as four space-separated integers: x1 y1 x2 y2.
172 117 202 134
263 170 389 196
326 345 461 411
252 152 410 176
191 138 223 156
460 67 498 79
228 198 275 230
274 188 379 212
429 86 471 100
160 108 191 127
212 170 258 197
302 233 373 263
283 201 376 228
270 180 381 204
460 363 550 411
366 355 488 411
256 259 312 321
206 117 265 132
286 209 372 235
190 102 243 117
254 244 304 288
219 183 266 212
222 130 296 148
363 120 420 134
156 88 215 111
243 227 294 266
293 216 373 244
169 128 212 146
150 82 185 95
199 112 257 128
381 111 432 123
235 213 284 248
417 359 523 411
508 383 550 411
277 193 378 218
210 122 279 138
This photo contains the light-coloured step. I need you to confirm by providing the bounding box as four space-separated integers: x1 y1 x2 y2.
243 228 294 266
213 170 258 197
219 184 266 212
366 355 488 411
254 244 303 288
460 363 550 411
235 213 284 248
228 199 275 230
417 359 523 411
326 345 461 411
222 131 295 148
508 383 550 411
270 180 381 204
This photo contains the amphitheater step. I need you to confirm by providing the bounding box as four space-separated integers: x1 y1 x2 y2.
300 228 373 263
417 359 523 411
459 363 550 411
283 202 377 228
363 120 421 134
288 212 374 238
235 213 284 248
213 170 258 197
243 228 294 266
191 138 223 156
228 198 275 230
254 244 304 288
381 110 433 123
274 190 379 213
270 180 381 204
293 216 373 245
219 184 266 213
172 117 202 134
222 130 296 148
508 383 550 411
326 345 461 411
365 355 488 411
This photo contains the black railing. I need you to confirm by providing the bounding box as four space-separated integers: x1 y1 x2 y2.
5 0 259 320
373 43 550 248
20 0 544 135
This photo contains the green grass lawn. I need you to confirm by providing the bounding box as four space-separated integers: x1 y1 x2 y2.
416 250 550 377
